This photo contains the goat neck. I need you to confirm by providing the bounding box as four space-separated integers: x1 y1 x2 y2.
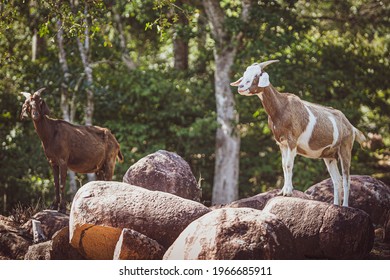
257 84 287 120
32 115 55 147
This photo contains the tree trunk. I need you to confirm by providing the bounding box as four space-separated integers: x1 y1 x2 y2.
74 2 96 181
30 0 37 62
195 13 208 73
173 37 189 70
202 0 251 204
112 4 137 70
173 0 189 71
212 48 240 204
202 0 241 204
32 29 37 62
56 19 77 195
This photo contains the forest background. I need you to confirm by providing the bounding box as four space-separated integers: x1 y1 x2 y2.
0 0 389 214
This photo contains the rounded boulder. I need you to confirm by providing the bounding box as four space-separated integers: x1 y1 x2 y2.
263 197 374 259
22 210 69 240
306 175 390 242
164 208 298 260
123 150 201 201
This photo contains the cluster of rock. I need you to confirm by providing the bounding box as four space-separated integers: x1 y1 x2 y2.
0 210 82 260
1 150 389 260
0 215 31 260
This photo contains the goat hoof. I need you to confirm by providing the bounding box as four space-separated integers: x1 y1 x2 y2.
278 188 293 196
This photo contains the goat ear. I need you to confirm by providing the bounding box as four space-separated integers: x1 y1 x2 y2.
20 104 30 120
258 72 270 87
230 77 243 86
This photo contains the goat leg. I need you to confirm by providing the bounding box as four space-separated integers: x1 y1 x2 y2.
324 158 342 206
50 165 60 210
103 158 116 181
58 164 67 213
278 144 296 196
95 168 105 180
340 151 352 207
278 145 288 195
338 142 353 207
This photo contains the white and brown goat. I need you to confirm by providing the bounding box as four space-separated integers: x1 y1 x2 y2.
231 60 366 207
20 88 124 213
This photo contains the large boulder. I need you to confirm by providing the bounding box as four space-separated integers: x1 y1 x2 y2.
263 197 374 259
113 228 165 260
225 189 311 210
164 208 298 260
305 175 390 242
0 215 31 259
69 181 210 259
22 210 69 240
123 150 201 201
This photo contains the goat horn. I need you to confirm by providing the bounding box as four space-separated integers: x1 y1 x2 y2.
259 60 279 70
20 92 31 99
33 88 46 97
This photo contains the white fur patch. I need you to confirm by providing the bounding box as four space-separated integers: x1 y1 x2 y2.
245 64 261 78
297 106 339 158
238 64 262 91
258 73 270 87
297 106 320 157
328 115 339 146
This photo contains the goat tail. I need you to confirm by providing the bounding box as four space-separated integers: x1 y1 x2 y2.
354 127 367 148
117 149 124 163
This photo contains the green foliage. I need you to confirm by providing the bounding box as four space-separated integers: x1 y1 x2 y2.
93 66 216 201
0 0 388 213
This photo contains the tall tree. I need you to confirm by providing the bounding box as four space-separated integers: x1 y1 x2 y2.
56 18 78 194
202 0 251 204
75 4 94 127
173 0 189 70
70 1 96 181
112 2 137 71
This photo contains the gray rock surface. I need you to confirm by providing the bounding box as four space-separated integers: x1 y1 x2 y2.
306 175 390 242
123 150 201 201
164 207 298 260
263 197 375 259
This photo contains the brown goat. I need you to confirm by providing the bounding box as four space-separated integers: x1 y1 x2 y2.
231 60 366 207
20 88 124 213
